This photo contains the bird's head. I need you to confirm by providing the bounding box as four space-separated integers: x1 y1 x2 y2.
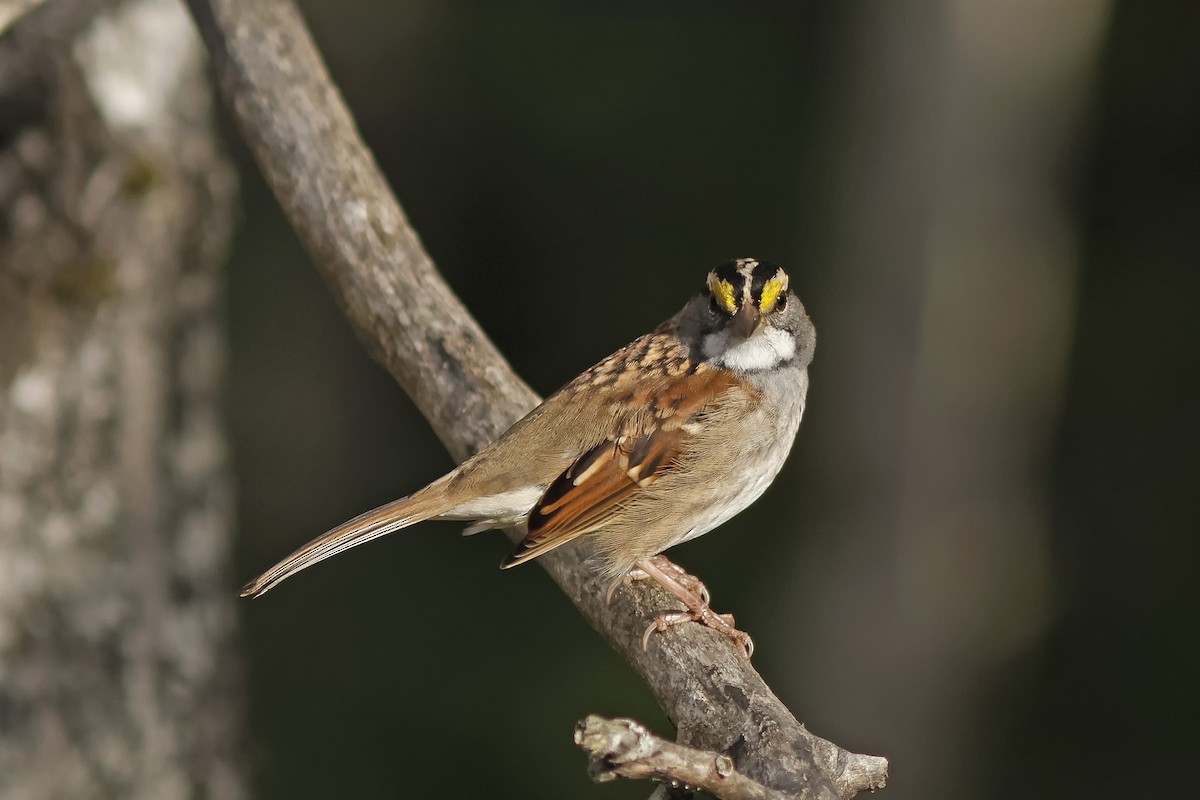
694 258 814 373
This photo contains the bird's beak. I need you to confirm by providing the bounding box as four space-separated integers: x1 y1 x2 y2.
731 304 765 338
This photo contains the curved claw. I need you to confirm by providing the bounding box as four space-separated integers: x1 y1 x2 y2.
730 629 754 659
605 580 621 606
641 612 694 651
606 567 649 605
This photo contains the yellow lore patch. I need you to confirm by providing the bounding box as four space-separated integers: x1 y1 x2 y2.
707 275 739 314
759 273 788 312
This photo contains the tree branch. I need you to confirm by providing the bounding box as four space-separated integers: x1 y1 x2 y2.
577 715 787 800
183 0 888 796
0 0 49 36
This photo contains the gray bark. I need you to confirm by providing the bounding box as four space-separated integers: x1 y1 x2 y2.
0 1 245 798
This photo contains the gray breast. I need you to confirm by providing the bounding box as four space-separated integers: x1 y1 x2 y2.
675 364 809 545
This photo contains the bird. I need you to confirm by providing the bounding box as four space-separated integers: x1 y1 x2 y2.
241 258 815 657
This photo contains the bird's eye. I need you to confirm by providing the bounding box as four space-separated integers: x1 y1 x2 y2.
775 293 788 311
708 294 722 315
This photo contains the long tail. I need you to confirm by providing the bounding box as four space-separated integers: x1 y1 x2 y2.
240 490 444 598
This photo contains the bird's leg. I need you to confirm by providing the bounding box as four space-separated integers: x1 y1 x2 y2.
633 556 753 659
649 555 712 605
606 554 710 605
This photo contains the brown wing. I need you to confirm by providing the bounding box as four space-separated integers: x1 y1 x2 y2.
500 366 740 568
438 331 694 502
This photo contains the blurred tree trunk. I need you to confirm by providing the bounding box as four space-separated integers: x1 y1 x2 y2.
794 1 1110 797
0 1 245 797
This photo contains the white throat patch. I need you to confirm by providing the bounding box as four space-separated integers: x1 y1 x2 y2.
702 327 795 372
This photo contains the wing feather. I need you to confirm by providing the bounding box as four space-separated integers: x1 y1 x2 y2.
500 367 741 568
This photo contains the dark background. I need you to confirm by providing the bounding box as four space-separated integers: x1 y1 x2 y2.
227 3 1198 799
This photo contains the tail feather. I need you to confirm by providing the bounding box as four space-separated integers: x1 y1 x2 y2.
241 493 440 598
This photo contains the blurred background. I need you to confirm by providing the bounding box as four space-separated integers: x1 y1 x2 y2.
227 2 1198 799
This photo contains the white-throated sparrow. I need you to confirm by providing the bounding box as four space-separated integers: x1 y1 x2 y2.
242 258 815 657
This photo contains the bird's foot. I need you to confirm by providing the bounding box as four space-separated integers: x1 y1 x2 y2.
630 556 753 659
606 554 710 605
641 607 754 659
